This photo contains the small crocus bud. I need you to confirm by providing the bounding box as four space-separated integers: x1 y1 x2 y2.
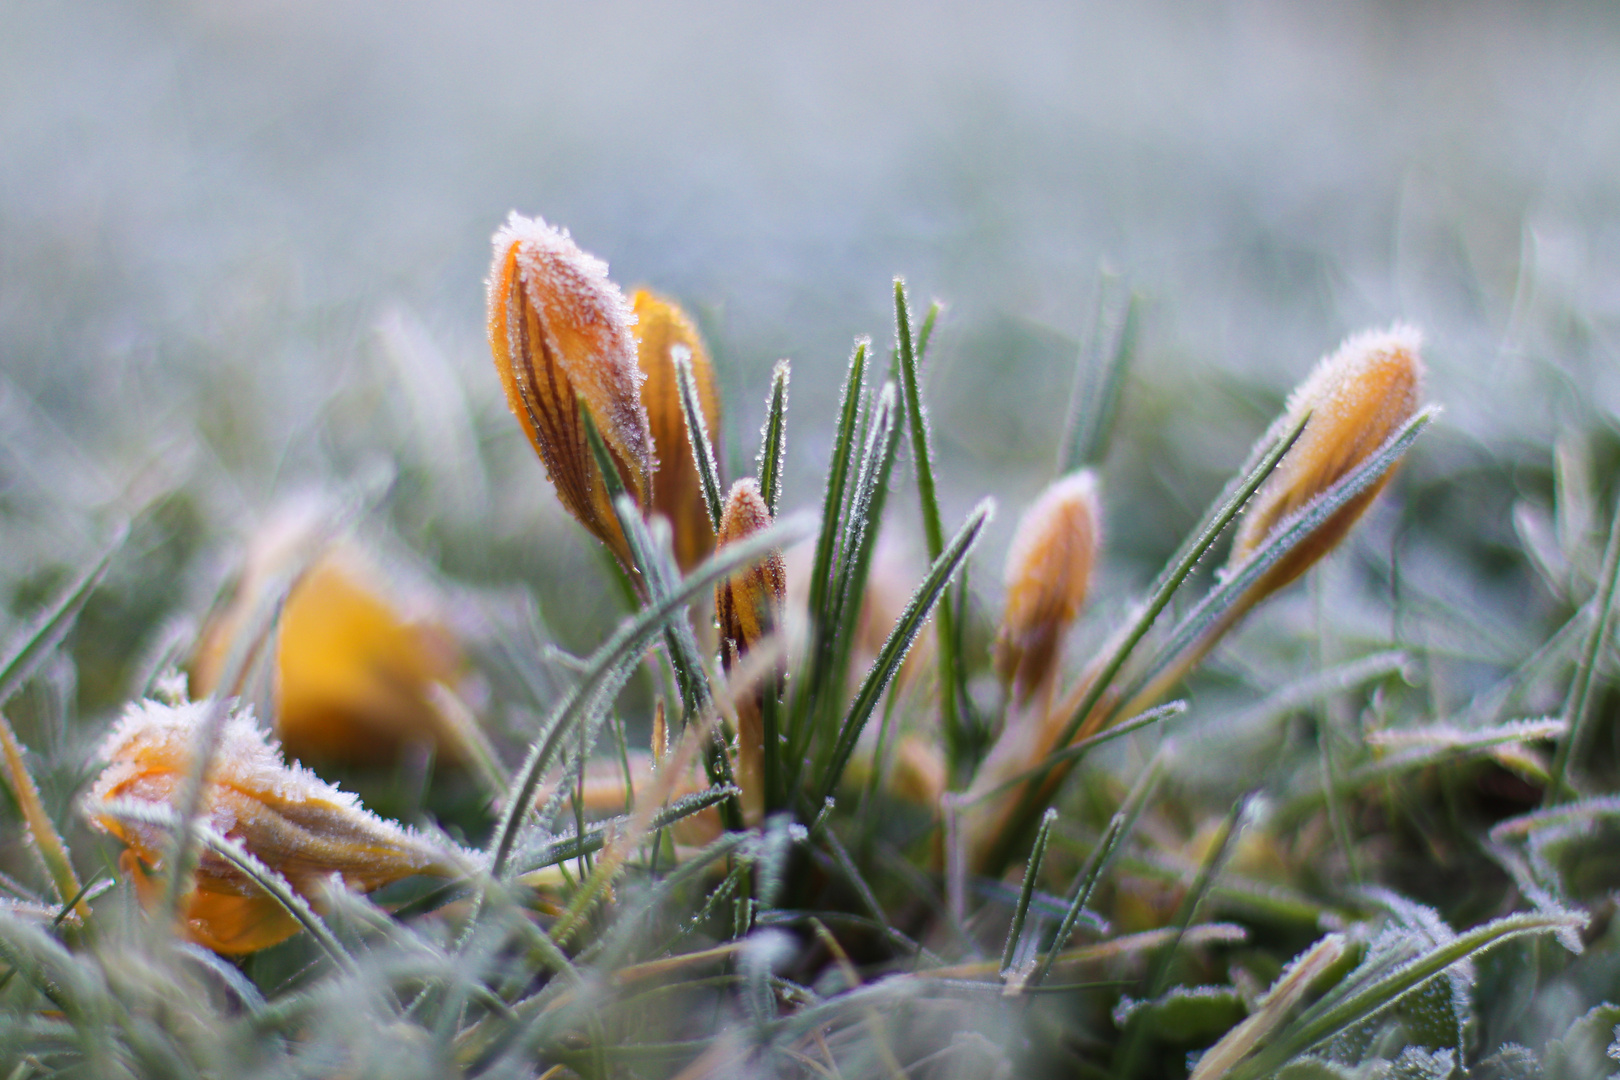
86 698 460 954
488 213 655 569
1228 326 1424 601
714 479 785 823
191 508 484 770
633 289 722 573
994 471 1101 707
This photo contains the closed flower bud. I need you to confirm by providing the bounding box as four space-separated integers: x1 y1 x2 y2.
995 470 1100 707
87 699 459 954
714 479 785 823
1228 326 1424 600
488 213 655 569
634 289 722 573
191 508 483 769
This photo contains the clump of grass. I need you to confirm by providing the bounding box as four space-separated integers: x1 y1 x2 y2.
0 209 1616 1080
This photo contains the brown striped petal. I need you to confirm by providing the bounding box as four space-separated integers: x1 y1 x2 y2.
488 213 654 569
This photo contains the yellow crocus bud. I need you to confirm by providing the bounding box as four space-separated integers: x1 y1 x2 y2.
87 699 460 954
488 213 655 569
1228 326 1423 600
633 289 722 573
994 470 1101 708
191 510 482 769
1117 326 1425 722
714 479 785 823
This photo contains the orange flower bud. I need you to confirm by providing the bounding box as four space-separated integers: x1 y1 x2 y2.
633 289 722 573
191 510 481 769
714 479 785 823
715 480 785 660
1228 326 1423 600
488 213 655 568
994 470 1100 706
87 699 460 954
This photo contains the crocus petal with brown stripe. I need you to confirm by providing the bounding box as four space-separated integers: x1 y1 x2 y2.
488 213 655 569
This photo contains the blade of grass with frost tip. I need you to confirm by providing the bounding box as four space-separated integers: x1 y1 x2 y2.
584 404 743 824
1032 755 1165 988
518 786 738 877
582 401 704 714
0 711 85 920
816 500 992 807
1545 495 1620 804
895 278 966 765
1115 795 1247 1078
915 299 941 370
1002 809 1058 974
755 359 790 518
805 341 868 665
674 347 725 530
162 545 315 921
486 513 813 879
823 382 903 740
1223 910 1583 1080
0 524 126 707
1059 277 1139 474
984 412 1313 870
787 340 868 778
1123 408 1436 708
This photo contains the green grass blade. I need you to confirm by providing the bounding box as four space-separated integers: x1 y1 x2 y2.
807 341 869 631
821 382 904 741
1223 911 1583 1080
162 549 312 921
1544 493 1620 804
790 340 869 780
985 410 1313 869
894 278 965 767
1059 277 1139 473
518 785 738 875
816 500 992 806
0 524 127 707
755 359 790 518
674 347 725 531
1122 407 1436 702
488 511 814 879
1032 754 1165 987
1002 808 1057 974
915 300 941 369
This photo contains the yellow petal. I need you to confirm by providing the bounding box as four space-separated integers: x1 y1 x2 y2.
994 470 1101 705
192 513 479 768
1229 326 1423 600
88 698 459 952
633 289 722 573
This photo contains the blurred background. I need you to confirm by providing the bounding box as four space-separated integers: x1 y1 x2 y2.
5 0 1620 730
